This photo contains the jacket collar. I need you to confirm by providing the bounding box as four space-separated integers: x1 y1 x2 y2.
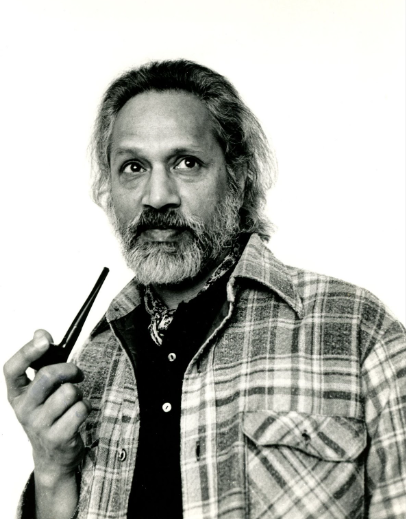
105 277 142 323
103 233 303 327
230 234 304 318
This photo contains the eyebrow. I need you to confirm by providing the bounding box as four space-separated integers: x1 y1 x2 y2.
111 145 205 160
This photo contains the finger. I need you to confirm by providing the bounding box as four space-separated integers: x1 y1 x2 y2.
33 329 54 345
23 363 84 411
40 383 84 426
31 329 55 372
3 329 53 402
49 399 92 443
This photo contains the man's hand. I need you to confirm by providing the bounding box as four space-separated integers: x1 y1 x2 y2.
3 329 91 519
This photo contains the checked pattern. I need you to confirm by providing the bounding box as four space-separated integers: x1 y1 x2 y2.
18 235 406 518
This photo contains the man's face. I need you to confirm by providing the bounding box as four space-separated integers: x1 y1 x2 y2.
108 90 240 285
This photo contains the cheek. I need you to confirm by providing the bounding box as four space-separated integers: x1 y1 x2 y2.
184 184 225 221
205 169 229 206
110 188 141 224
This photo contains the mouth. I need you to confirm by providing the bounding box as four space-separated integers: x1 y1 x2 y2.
140 227 185 242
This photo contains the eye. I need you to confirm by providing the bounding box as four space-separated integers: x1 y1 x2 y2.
175 157 200 170
121 161 144 174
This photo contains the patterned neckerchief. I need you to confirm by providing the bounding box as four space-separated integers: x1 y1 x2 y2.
144 241 242 346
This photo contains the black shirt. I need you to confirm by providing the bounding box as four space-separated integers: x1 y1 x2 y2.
112 271 231 519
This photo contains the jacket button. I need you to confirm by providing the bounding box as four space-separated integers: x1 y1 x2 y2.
162 402 172 412
118 448 127 461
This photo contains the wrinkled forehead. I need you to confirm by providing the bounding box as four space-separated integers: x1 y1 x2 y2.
116 91 215 137
108 90 222 158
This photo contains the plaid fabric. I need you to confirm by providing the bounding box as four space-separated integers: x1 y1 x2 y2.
20 234 405 518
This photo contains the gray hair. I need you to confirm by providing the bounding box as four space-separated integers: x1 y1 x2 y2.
90 59 277 240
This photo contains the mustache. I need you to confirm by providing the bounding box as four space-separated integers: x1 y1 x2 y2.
124 208 202 240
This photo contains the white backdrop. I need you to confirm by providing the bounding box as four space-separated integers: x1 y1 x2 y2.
0 0 404 515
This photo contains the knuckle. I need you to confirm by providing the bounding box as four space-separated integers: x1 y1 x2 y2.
62 383 80 402
44 430 58 449
36 368 52 386
37 366 59 388
38 364 55 378
31 413 49 433
20 346 33 363
18 414 29 428
68 434 83 450
6 389 16 406
23 416 44 437
36 373 53 393
42 363 79 384
3 360 11 379
13 401 27 424
48 428 78 449
74 401 90 420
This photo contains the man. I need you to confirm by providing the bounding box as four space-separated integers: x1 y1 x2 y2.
4 60 406 519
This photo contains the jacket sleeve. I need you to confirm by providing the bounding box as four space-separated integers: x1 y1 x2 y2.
16 472 35 519
15 333 97 519
362 319 406 517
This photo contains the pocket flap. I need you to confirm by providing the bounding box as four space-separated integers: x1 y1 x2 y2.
242 411 366 461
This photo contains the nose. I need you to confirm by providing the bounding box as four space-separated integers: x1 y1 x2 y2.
141 167 181 211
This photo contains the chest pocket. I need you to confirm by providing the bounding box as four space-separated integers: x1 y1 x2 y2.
242 411 367 519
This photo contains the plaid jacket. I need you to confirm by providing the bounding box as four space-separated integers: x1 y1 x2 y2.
20 234 406 518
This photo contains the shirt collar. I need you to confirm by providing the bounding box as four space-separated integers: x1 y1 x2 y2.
103 233 304 326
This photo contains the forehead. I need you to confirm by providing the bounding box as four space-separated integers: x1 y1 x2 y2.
110 90 218 150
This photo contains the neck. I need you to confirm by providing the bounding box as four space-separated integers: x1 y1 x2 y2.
151 252 228 310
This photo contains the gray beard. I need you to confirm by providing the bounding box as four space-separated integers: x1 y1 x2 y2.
108 191 241 286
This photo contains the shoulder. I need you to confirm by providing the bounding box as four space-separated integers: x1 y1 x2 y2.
285 264 405 359
240 235 404 346
289 265 399 327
